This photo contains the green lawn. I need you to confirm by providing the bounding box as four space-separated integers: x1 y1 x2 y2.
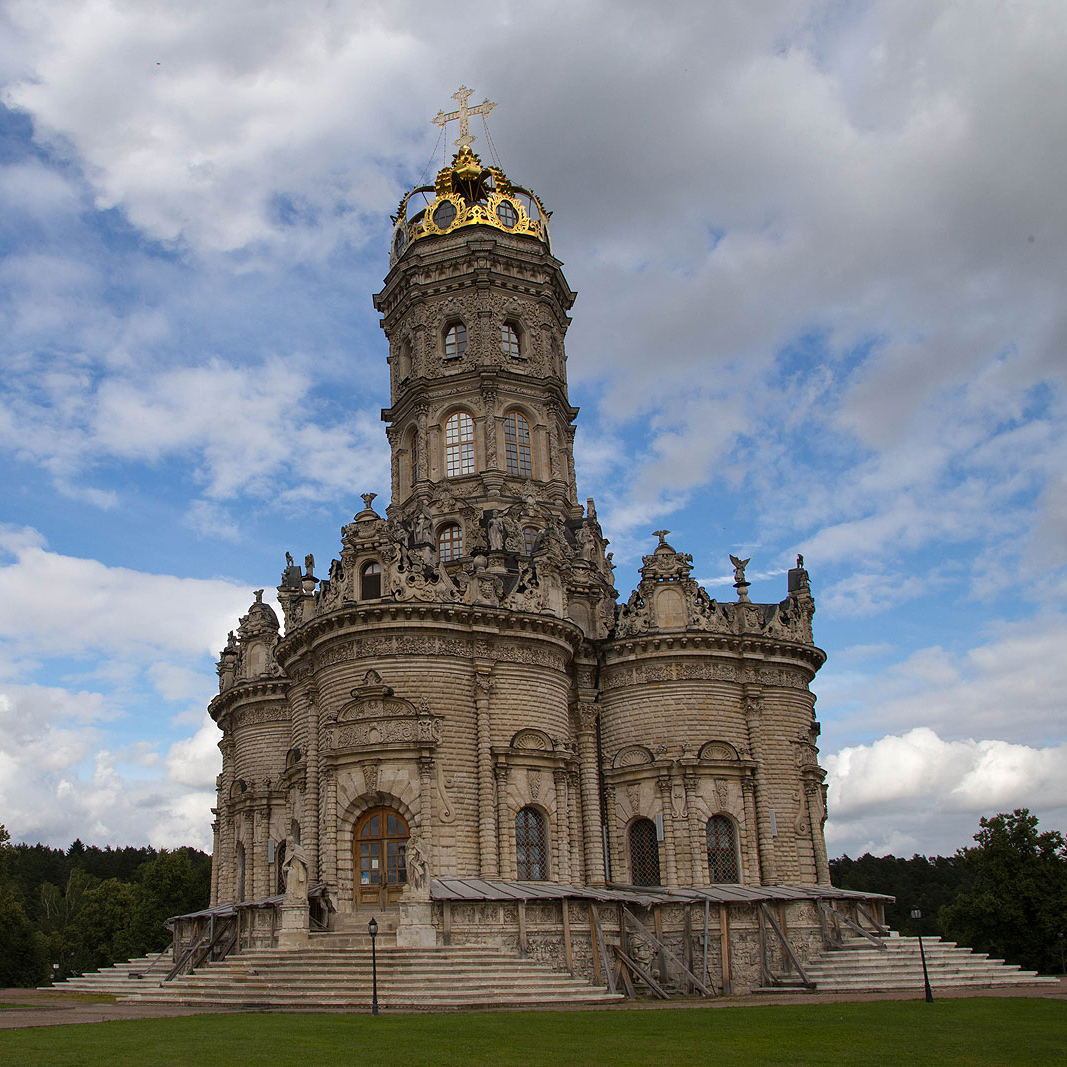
0 1000 1064 1066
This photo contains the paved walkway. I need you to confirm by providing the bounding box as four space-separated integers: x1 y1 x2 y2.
2 978 1064 1029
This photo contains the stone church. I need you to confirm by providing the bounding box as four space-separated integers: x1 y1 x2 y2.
202 100 881 993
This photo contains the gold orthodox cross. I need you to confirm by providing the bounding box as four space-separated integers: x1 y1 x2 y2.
433 86 496 147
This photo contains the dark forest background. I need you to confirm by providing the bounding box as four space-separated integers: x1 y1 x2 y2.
2 809 1065 988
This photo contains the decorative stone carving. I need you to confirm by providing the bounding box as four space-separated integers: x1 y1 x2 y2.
612 745 655 769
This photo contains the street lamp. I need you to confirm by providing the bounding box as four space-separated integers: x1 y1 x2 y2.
368 916 379 1016
910 907 934 1003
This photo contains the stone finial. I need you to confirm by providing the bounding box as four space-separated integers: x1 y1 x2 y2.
254 589 264 603
653 529 670 545
729 554 751 603
361 492 378 511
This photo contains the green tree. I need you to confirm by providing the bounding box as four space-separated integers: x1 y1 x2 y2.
939 809 1067 974
127 848 212 954
0 824 49 986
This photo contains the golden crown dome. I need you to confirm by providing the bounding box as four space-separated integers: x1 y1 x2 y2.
389 144 551 265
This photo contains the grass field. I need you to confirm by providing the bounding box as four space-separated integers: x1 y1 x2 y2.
0 999 1064 1066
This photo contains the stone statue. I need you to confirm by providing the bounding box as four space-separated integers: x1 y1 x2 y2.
304 553 315 577
285 551 294 567
729 554 750 584
406 834 428 898
361 491 378 511
415 509 434 545
282 839 310 903
487 513 507 551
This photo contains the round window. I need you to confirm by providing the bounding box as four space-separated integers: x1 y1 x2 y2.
432 200 457 231
393 227 406 255
496 200 518 229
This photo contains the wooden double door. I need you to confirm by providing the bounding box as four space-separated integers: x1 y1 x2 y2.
354 806 409 907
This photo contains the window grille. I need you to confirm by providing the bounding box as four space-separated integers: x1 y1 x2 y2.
437 523 463 562
444 412 476 476
444 322 467 359
628 818 661 886
504 411 532 477
707 815 739 883
515 806 548 880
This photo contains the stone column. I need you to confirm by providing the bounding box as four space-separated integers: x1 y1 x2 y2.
305 689 321 883
323 767 338 890
494 764 513 879
741 776 762 885
567 769 583 883
418 756 435 855
656 775 679 886
553 768 570 883
251 804 265 900
474 670 499 876
210 816 221 906
743 685 777 884
604 784 622 883
806 781 831 885
683 773 704 886
574 701 606 884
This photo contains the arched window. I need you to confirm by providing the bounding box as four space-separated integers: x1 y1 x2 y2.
437 522 463 563
445 411 476 477
444 322 467 359
628 818 661 887
707 815 739 883
276 839 287 894
500 322 521 358
504 411 532 477
360 561 382 600
516 806 548 880
396 341 411 378
522 525 539 555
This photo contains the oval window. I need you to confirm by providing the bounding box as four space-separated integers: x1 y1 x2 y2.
432 200 457 230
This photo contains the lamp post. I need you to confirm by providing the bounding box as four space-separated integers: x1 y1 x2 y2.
910 907 933 1003
368 916 379 1016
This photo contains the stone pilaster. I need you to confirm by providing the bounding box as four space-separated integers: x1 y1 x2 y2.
474 670 499 876
553 767 570 883
806 781 831 885
744 685 777 884
574 700 606 884
657 774 679 886
494 764 513 879
683 773 704 885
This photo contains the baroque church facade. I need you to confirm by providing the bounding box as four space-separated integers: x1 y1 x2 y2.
203 113 861 990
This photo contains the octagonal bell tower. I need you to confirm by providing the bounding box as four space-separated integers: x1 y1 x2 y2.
374 142 582 543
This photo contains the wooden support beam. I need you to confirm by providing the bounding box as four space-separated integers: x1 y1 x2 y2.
653 905 668 985
561 898 574 973
589 905 601 984
590 905 616 994
443 900 452 946
819 901 887 949
757 903 772 987
614 946 669 1000
759 903 813 986
719 902 733 995
702 897 710 991
856 902 890 936
682 905 693 993
615 956 636 999
622 907 715 997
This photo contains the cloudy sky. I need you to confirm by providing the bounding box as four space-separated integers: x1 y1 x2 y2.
1 0 1065 862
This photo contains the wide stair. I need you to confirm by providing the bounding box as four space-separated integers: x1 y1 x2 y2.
75 940 623 1011
797 931 1059 993
43 955 171 997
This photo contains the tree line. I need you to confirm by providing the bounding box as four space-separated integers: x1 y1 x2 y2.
0 825 211 988
831 809 1067 975
2 809 1064 987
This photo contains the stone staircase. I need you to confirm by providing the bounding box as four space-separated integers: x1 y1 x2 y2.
54 940 623 1011
782 932 1060 994
44 955 172 997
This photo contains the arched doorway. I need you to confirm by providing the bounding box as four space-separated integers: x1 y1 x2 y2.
354 806 409 907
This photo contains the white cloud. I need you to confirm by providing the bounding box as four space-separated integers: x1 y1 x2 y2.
825 727 1067 857
0 525 252 661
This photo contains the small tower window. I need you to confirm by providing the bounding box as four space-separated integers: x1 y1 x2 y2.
500 322 521 358
504 411 532 477
433 200 457 230
444 322 467 359
360 561 382 600
522 525 539 555
629 818 661 887
437 522 463 563
707 815 739 883
516 806 548 880
496 200 518 229
444 411 476 476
